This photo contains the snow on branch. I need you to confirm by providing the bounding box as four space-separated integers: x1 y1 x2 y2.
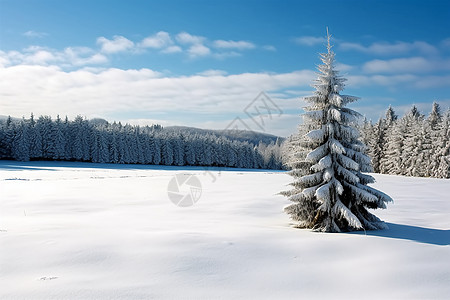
340 95 359 105
329 138 346 155
311 154 332 172
336 163 360 184
303 110 325 123
358 173 375 185
345 147 371 166
337 125 359 141
302 185 321 200
344 182 378 204
305 143 328 163
306 128 327 143
333 199 363 229
298 172 323 188
315 182 331 204
337 153 359 171
356 183 393 205
329 93 343 106
288 193 307 203
328 108 342 122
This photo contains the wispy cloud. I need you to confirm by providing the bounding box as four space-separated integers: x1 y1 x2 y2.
212 40 255 50
187 43 211 58
161 45 182 54
23 30 48 38
173 32 211 58
97 35 134 54
0 46 108 67
362 57 450 73
293 36 325 46
12 30 262 64
346 73 450 89
340 40 438 56
64 47 108 66
139 31 173 49
176 32 206 45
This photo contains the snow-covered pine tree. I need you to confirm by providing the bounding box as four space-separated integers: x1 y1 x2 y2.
283 30 392 232
428 103 444 177
400 106 424 176
436 109 450 178
379 106 398 174
428 102 442 131
12 119 30 161
368 118 385 173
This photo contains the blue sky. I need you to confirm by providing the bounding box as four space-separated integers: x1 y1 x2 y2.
0 0 449 136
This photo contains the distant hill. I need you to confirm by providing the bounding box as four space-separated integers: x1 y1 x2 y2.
164 126 284 146
0 115 283 146
0 115 20 123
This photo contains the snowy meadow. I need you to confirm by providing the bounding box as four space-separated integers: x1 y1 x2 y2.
0 160 449 299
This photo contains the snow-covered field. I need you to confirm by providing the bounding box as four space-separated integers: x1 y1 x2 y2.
0 160 449 299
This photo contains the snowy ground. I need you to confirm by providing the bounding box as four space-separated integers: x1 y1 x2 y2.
0 160 449 299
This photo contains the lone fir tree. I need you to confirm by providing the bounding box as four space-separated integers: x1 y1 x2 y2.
283 30 393 232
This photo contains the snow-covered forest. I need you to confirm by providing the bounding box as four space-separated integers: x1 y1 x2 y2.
282 102 450 179
357 102 450 179
1 103 448 179
0 114 283 169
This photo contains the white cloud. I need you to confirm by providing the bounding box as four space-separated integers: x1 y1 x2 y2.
340 41 438 56
139 31 173 49
2 30 261 68
161 45 182 54
25 50 57 65
213 40 255 50
363 57 429 73
23 30 48 38
188 44 211 58
63 47 108 66
0 65 315 126
0 53 10 67
173 32 215 58
362 57 450 73
346 73 450 89
0 46 108 67
97 35 134 54
176 32 205 45
1 61 448 136
293 36 325 46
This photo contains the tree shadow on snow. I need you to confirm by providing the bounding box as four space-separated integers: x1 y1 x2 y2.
352 223 450 246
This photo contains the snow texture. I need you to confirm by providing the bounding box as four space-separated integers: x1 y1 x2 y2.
0 161 449 299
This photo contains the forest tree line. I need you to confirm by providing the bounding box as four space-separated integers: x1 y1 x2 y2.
1 101 449 178
357 102 449 178
0 114 283 169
